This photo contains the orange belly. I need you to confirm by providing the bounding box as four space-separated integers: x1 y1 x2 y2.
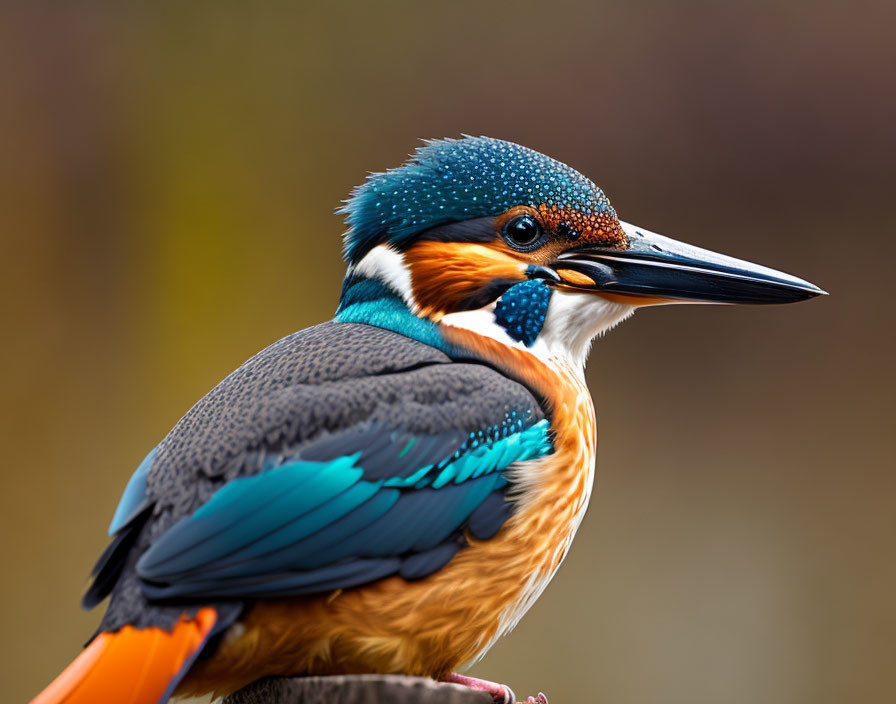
180 332 595 699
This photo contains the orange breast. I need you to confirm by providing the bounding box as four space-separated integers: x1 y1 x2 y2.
179 330 596 699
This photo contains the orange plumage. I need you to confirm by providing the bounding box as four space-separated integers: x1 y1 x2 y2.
32 608 217 704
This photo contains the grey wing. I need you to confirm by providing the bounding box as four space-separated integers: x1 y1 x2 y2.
93 322 549 632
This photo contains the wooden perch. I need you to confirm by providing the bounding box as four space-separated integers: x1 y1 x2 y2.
218 674 494 704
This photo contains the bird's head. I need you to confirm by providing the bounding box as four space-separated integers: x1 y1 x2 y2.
337 137 824 366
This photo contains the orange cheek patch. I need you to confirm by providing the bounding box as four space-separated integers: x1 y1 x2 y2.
404 241 529 318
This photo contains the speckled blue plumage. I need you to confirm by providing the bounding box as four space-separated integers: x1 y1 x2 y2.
340 136 616 262
493 280 553 347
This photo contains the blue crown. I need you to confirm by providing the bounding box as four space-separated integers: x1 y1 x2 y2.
340 136 616 262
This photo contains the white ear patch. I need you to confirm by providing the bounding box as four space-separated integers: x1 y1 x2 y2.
350 245 417 311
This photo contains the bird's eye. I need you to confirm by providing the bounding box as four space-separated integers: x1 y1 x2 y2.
502 214 545 251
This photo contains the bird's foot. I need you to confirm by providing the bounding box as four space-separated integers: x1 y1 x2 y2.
445 673 547 704
445 673 514 703
523 694 549 704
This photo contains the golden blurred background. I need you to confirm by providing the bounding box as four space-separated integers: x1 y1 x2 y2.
2 2 894 702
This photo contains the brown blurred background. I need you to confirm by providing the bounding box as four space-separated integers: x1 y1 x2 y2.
2 2 894 702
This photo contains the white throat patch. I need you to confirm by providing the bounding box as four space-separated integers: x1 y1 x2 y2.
441 290 635 371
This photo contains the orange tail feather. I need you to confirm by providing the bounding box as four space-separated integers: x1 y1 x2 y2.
31 608 218 704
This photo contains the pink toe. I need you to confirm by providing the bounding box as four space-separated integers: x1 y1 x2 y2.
446 673 515 703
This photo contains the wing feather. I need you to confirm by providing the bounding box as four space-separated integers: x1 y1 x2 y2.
137 422 548 600
91 322 554 633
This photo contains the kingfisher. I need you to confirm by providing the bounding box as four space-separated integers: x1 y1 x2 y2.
33 136 824 704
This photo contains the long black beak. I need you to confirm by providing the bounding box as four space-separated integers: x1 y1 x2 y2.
552 222 827 304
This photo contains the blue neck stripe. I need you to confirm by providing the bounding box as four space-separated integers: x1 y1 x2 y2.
336 276 452 353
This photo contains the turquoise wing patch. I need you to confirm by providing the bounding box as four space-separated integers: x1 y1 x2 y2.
136 416 553 600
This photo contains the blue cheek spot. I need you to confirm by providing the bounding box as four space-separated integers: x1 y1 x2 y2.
493 280 553 347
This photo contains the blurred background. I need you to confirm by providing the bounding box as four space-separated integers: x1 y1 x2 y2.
2 2 894 702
